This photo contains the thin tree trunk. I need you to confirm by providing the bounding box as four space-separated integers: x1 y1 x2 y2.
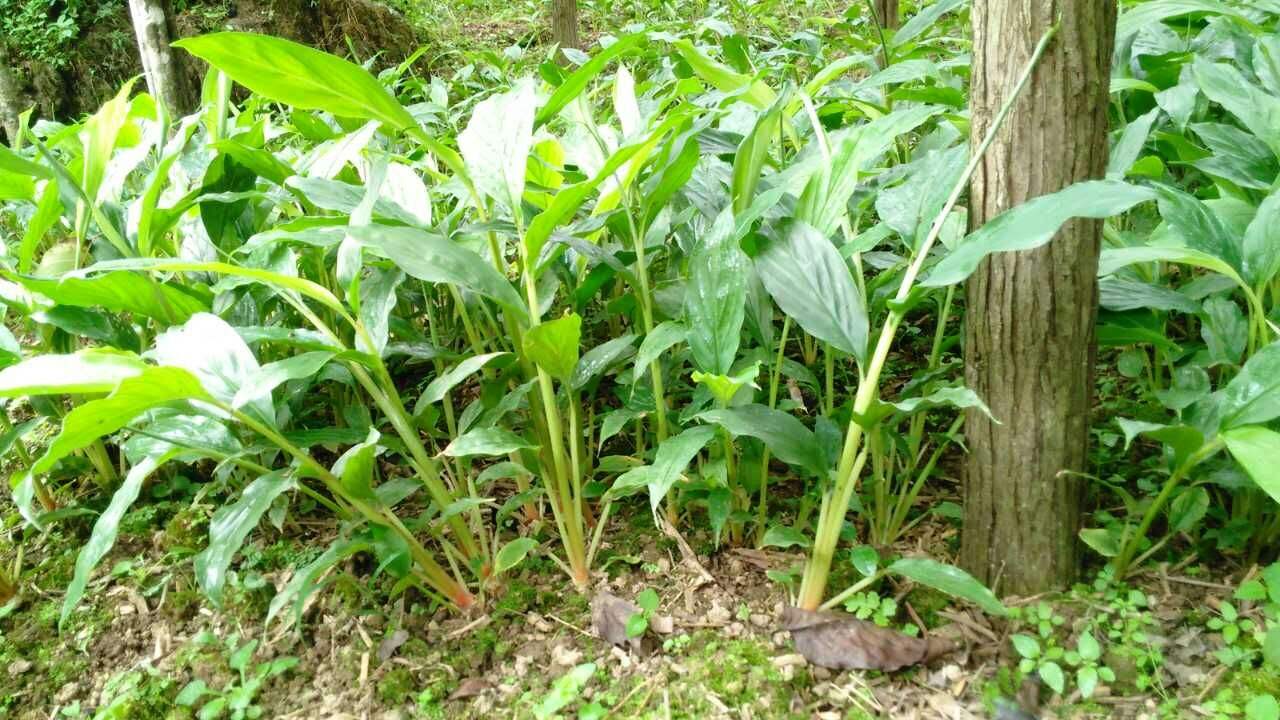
0 45 22 146
127 0 192 116
551 0 581 52
874 0 899 30
961 0 1115 595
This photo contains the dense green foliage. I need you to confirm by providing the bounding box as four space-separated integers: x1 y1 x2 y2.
0 0 1279 714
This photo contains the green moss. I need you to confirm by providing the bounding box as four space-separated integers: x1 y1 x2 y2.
378 667 417 705
494 577 538 615
159 504 209 552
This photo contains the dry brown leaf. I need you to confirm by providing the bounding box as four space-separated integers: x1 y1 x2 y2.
781 606 955 671
377 629 409 663
590 592 659 654
448 677 492 701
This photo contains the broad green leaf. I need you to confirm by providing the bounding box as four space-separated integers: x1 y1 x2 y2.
1116 0 1249 42
685 210 748 376
523 313 582 382
876 145 967 248
889 557 1006 616
458 78 535 210
14 271 210 325
672 40 777 108
632 321 686 384
1168 486 1209 533
349 225 528 322
495 537 538 573
19 181 62 274
1107 108 1160 179
0 144 52 179
173 33 416 132
87 258 346 313
1039 661 1065 694
923 181 1158 287
1153 184 1242 272
851 545 880 577
756 221 867 364
442 427 537 458
1098 246 1248 291
1116 418 1205 470
420 352 508 406
1193 56 1280 158
761 525 810 549
1221 341 1280 429
1201 296 1247 366
692 364 760 407
537 33 647 127
356 266 404 356
1098 277 1200 314
154 313 274 426
572 334 636 390
195 469 294 605
332 429 380 502
525 139 647 262
1243 191 1280 288
1223 426 1280 505
610 425 717 516
0 350 146 396
695 404 826 477
893 0 966 46
731 91 788 215
888 386 995 421
1080 527 1120 557
61 454 169 625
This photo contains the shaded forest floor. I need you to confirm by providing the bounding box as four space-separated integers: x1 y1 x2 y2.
0 488 1272 719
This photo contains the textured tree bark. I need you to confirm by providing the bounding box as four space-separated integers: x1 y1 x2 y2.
874 0 899 29
961 0 1115 595
127 0 193 116
551 0 581 53
0 45 22 146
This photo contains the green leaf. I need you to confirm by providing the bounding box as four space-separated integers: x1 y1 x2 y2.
1221 341 1280 429
685 209 748 376
695 404 826 477
523 314 582 382
610 425 716 516
61 454 168 626
756 221 867 364
421 352 508 406
850 546 880 577
760 526 810 549
154 313 274 427
349 225 528 322
1080 527 1121 558
173 33 416 132
1265 626 1280 668
1077 666 1099 699
887 557 1007 616
632 321 686 384
1107 108 1161 179
923 181 1158 287
1243 191 1280 288
1193 56 1280 159
1153 184 1242 273
671 40 776 109
1098 246 1250 292
1224 426 1280 506
572 334 636 390
691 364 759 407
332 429 381 503
1077 631 1101 662
636 588 659 614
442 427 537 458
1010 634 1040 659
0 144 52 180
458 78 534 210
176 680 209 706
893 0 965 46
88 258 346 314
194 469 294 606
14 271 210 325
1039 661 1065 694
30 367 210 481
1248 694 1280 720
233 351 335 410
0 349 147 396
495 537 538 573
731 90 788 215
537 33 646 126
533 663 596 720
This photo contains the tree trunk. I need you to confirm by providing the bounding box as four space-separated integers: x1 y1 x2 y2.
874 0 899 30
0 45 22 146
961 0 1115 596
551 0 581 52
127 0 192 116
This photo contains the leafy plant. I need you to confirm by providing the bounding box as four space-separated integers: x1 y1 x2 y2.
177 636 298 720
